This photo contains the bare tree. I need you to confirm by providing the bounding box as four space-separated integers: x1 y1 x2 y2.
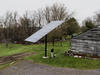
44 6 52 23
19 11 31 39
3 12 13 47
2 11 19 46
51 3 68 21
35 9 44 28
43 3 71 46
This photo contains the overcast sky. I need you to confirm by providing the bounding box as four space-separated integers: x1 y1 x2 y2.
0 0 100 24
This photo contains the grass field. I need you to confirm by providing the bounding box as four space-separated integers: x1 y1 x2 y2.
0 41 100 69
0 44 29 57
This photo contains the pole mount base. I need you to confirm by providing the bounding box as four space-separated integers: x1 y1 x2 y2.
42 56 48 59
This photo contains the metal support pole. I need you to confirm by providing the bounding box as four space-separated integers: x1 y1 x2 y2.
45 35 47 57
52 38 54 48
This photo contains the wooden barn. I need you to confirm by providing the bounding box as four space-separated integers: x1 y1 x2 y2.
71 25 100 57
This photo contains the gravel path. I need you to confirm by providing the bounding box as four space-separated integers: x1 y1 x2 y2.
0 61 100 75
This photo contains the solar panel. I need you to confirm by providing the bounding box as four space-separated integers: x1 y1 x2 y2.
25 20 64 43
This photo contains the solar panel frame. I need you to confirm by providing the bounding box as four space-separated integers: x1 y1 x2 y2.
25 20 64 43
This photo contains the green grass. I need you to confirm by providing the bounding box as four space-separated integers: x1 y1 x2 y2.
0 63 10 69
0 61 16 70
0 44 30 57
1 41 100 69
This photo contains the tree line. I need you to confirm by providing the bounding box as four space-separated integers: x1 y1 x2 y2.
0 3 99 45
81 11 100 32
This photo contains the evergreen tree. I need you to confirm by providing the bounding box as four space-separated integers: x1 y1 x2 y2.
67 18 81 35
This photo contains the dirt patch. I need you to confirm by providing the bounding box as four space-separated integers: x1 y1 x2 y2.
0 52 35 64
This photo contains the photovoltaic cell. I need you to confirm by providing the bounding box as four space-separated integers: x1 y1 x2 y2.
25 20 64 43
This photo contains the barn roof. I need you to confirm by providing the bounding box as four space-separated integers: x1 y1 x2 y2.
73 25 100 41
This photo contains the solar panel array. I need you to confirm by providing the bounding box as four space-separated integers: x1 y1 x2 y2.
25 20 64 43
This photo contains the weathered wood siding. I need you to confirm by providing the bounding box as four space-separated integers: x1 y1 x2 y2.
71 26 100 56
71 39 100 56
